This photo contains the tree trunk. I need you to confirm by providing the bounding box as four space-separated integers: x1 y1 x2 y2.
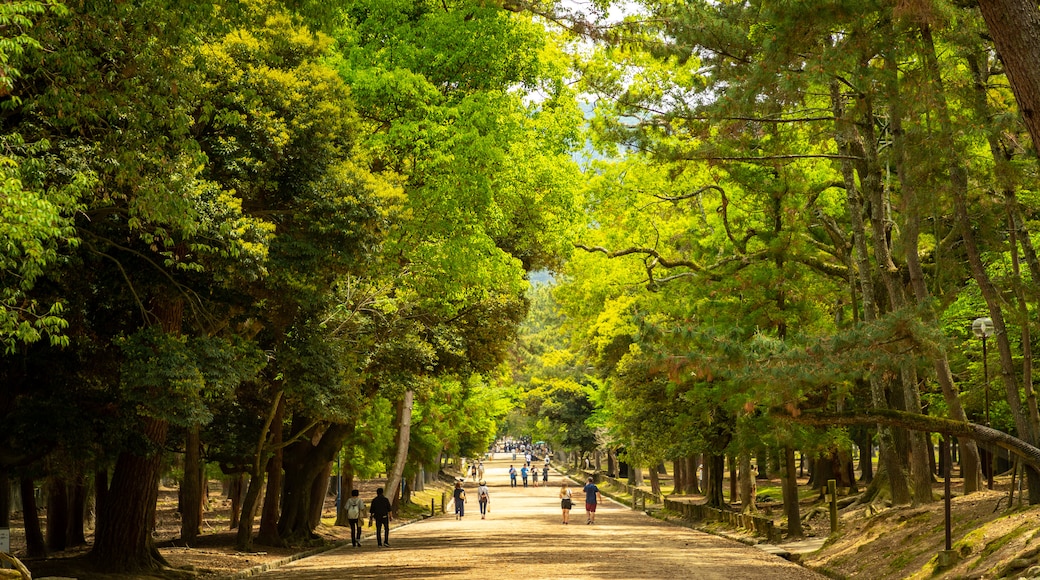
704 454 726 508
685 455 701 495
66 472 87 548
385 389 414 516
856 427 874 483
648 465 661 495
236 473 265 551
46 475 69 552
228 474 243 530
20 477 46 558
181 424 202 545
729 455 738 504
739 452 757 513
257 396 285 546
307 461 333 530
781 446 802 538
90 417 169 571
0 470 9 527
831 81 912 507
278 422 352 542
975 0 1040 151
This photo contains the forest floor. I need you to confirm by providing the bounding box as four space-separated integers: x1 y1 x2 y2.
7 464 1040 579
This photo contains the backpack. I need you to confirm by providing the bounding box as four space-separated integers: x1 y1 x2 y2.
347 499 361 519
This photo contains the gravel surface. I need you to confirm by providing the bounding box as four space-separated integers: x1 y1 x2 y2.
255 455 825 580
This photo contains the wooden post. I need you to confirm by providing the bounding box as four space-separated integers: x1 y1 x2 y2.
431 498 435 517
828 479 838 533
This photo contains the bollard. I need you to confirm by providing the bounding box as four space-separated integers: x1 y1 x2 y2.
441 492 447 514
431 498 435 517
828 479 838 533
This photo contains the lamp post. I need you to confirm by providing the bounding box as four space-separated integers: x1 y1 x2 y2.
972 316 994 489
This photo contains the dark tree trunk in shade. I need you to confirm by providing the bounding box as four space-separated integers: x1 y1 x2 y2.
277 422 351 542
67 474 87 547
782 446 803 538
46 476 69 552
0 470 9 527
181 425 203 545
704 454 726 508
648 465 661 495
307 461 333 530
257 397 285 546
228 474 243 530
685 455 701 495
20 477 47 558
90 417 169 571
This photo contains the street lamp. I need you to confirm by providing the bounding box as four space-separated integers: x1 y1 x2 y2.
972 316 994 489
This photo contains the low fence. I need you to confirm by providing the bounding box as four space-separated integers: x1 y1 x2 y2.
572 471 779 543
663 499 781 543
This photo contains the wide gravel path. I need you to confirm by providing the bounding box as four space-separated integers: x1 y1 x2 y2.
256 454 824 579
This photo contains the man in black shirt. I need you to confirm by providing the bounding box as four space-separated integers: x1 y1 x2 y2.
368 487 393 547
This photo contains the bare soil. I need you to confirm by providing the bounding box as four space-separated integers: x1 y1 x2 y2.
8 465 1040 579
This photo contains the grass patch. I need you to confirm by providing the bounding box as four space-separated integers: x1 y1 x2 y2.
968 522 1032 571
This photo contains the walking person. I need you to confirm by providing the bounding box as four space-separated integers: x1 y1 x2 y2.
477 461 485 482
521 465 529 488
509 465 518 487
532 466 539 486
559 481 573 524
583 477 602 524
477 480 490 519
542 464 549 486
345 489 365 546
470 463 478 482
453 480 467 519
368 487 393 547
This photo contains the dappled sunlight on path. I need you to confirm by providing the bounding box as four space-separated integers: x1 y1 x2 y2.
257 455 823 579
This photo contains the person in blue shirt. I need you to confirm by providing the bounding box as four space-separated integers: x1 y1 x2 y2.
521 465 529 487
509 465 518 487
583 477 602 524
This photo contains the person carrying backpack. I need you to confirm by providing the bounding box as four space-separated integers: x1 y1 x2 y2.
344 489 365 547
477 480 490 519
453 480 467 519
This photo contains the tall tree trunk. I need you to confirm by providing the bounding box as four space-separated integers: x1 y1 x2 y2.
685 455 701 495
236 473 265 551
672 458 684 495
181 424 202 545
278 422 351 541
739 452 756 513
831 82 911 506
974 0 1040 150
951 148 1040 502
20 477 46 558
648 465 661 495
307 461 333 530
46 475 69 552
385 389 414 515
90 417 169 571
0 469 9 528
728 455 738 504
66 472 87 548
257 395 285 546
856 426 874 483
228 474 243 530
781 446 802 538
704 454 725 508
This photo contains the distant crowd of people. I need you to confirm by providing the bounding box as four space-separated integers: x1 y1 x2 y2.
345 438 607 548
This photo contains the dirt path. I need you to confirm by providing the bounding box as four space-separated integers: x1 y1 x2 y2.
254 455 823 580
